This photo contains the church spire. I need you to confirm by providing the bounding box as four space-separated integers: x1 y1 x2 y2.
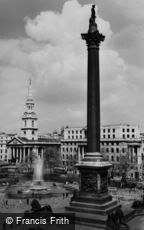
20 79 38 140
27 78 33 101
26 78 34 113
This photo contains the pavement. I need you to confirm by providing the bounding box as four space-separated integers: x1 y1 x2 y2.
0 184 144 229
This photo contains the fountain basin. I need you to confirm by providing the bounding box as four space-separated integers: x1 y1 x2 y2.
6 181 72 199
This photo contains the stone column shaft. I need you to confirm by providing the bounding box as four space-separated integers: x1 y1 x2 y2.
41 148 44 159
78 147 81 162
87 46 100 152
82 23 105 153
23 147 25 162
19 148 22 163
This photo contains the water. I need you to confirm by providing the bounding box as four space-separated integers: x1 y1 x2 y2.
33 155 44 182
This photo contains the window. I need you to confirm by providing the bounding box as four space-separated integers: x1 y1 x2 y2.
117 156 119 162
111 156 114 161
122 148 125 153
80 135 82 139
132 135 135 138
123 134 125 139
63 154 65 159
132 129 135 132
24 131 26 135
103 129 105 133
103 135 105 139
68 136 70 139
108 135 110 138
66 154 68 159
127 134 129 138
111 148 114 153
25 120 27 127
32 120 34 127
32 131 35 135
127 129 129 132
108 129 110 133
123 129 125 132
113 129 115 132
113 135 115 139
116 148 119 153
106 148 109 152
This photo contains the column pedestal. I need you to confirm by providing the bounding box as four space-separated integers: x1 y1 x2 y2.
66 153 120 228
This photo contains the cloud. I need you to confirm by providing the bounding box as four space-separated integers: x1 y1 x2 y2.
111 24 144 67
0 0 144 133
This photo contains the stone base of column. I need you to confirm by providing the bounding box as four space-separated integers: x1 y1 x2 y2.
65 152 120 228
65 196 119 228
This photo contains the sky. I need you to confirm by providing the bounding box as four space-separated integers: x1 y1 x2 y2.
0 0 144 134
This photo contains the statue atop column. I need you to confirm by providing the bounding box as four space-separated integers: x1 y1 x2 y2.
88 4 97 33
91 4 96 20
82 4 105 48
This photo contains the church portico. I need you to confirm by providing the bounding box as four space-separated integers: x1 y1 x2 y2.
7 79 61 165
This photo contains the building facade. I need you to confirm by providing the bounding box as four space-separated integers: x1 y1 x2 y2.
61 125 143 178
7 80 61 164
61 127 87 171
0 133 16 162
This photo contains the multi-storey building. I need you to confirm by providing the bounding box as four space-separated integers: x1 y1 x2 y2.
0 133 16 162
100 124 143 179
101 124 139 140
61 127 87 171
63 127 87 140
61 125 143 178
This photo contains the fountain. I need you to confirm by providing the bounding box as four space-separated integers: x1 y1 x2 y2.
33 154 43 182
28 154 50 192
7 152 70 198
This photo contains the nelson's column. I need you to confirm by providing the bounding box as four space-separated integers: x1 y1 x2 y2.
66 5 120 228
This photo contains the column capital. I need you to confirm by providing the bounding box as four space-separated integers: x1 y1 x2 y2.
81 31 105 49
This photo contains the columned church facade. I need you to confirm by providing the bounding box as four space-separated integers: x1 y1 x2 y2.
7 80 60 163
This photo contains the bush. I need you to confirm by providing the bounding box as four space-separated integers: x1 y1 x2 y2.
132 200 144 209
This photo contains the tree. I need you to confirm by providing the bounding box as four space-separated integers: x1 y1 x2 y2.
119 155 130 178
43 147 61 173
